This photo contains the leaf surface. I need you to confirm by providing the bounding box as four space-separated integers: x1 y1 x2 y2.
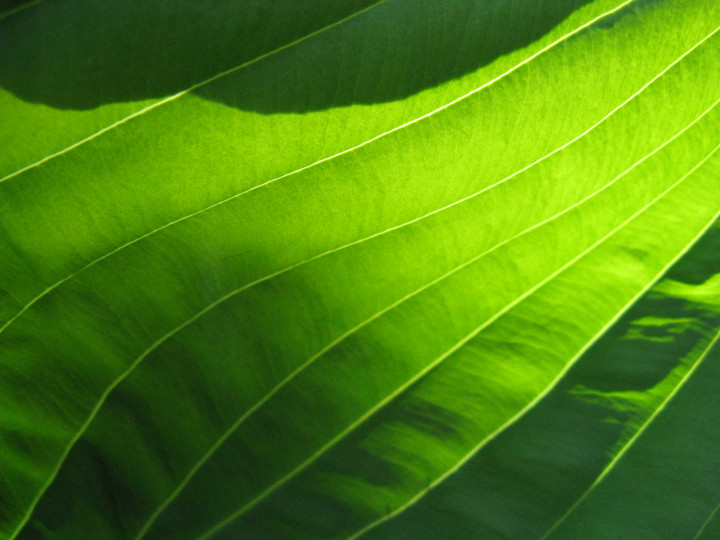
1 0 719 538
364 223 720 539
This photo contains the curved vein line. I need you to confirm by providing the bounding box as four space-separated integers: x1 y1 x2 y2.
350 142 720 540
198 143 720 540
0 0 46 20
695 501 720 539
0 0 636 186
8 25 716 536
0 1 386 336
135 95 720 539
3 3 708 345
542 328 720 539
0 0 389 184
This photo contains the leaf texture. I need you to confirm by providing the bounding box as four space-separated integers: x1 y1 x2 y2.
1 0 719 538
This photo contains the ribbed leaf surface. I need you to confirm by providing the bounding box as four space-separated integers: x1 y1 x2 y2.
1 0 719 538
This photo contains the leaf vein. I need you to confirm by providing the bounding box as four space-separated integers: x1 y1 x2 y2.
10 8 718 538
8 25 717 538
541 327 720 539
136 95 720 539
4 2 708 347
695 500 720 540
0 0 389 184
202 137 720 540
350 142 720 540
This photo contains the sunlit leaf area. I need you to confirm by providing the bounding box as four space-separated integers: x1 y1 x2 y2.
1 0 719 538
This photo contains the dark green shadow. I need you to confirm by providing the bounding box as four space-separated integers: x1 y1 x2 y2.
0 0 595 113
362 224 720 539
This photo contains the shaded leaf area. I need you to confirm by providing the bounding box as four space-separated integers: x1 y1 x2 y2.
1 1 720 539
697 504 720 540
0 0 371 176
0 0 609 179
0 0 36 17
549 334 720 537
0 0 595 112
361 222 720 539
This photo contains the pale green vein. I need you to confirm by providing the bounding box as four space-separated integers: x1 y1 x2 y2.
9 25 716 537
695 501 720 539
198 138 720 540
0 0 389 184
541 328 720 539
350 143 720 540
2 1 704 350
0 0 47 21
0 0 636 187
2 0 636 186
134 96 720 539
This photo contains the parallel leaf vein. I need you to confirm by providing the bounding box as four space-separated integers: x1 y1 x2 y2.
9 22 716 537
4 0 705 349
201 140 720 540
350 141 720 540
0 0 389 184
541 326 720 539
136 96 720 538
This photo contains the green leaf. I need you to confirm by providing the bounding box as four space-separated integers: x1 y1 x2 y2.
365 223 720 539
1 0 719 538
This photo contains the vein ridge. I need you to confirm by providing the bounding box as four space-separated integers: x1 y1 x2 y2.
4 0 706 348
349 142 720 540
541 327 720 539
0 0 389 184
135 94 720 538
7 23 714 537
